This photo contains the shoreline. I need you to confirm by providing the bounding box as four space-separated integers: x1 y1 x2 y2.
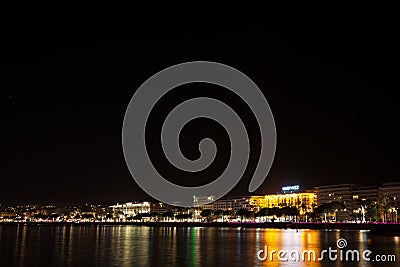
1 221 399 235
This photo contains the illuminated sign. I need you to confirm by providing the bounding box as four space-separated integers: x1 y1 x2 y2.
282 185 300 191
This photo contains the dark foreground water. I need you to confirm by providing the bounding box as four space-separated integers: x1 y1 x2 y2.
0 225 399 266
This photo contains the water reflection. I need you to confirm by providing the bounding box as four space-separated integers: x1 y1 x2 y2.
0 225 399 266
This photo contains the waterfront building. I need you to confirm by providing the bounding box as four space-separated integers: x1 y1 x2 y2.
110 201 150 217
257 191 316 215
150 202 174 214
212 199 234 211
193 195 215 208
380 181 400 200
193 196 250 211
248 196 266 212
352 185 380 204
314 184 380 213
231 197 252 211
314 184 355 208
192 191 316 215
193 196 235 211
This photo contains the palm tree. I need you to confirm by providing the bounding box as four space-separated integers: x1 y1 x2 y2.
235 208 248 221
162 211 175 222
200 209 213 222
33 213 46 221
131 214 142 221
140 213 150 222
176 213 192 222
314 204 325 221
222 210 233 222
149 212 161 222
281 207 291 221
288 207 300 222
256 208 269 222
314 201 345 222
213 210 224 222
82 214 95 221
376 194 399 222
105 213 113 221
329 201 345 222
49 213 59 221
247 210 255 221
269 207 282 222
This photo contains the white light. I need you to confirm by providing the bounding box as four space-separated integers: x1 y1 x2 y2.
282 185 300 191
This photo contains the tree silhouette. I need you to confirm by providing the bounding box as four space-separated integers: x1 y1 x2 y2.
162 211 174 221
175 213 192 221
235 208 248 221
200 209 213 221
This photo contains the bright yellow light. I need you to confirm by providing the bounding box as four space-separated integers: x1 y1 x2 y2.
251 192 316 215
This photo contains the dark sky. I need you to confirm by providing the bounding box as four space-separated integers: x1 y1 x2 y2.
1 8 399 205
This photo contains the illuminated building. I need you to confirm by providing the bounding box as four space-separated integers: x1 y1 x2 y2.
212 199 233 211
248 196 267 211
193 195 215 209
245 185 317 215
194 196 260 211
380 181 400 200
314 184 380 213
252 192 317 215
150 202 174 214
194 189 316 215
314 184 354 208
110 201 150 217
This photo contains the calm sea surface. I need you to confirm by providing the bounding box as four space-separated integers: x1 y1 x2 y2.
0 225 399 266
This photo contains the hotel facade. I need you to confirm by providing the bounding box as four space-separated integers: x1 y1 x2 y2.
194 185 317 215
254 191 316 215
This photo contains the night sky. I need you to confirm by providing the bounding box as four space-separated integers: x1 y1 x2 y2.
1 8 399 205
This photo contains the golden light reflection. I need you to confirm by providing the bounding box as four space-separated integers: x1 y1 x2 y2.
2 225 400 266
258 229 324 266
